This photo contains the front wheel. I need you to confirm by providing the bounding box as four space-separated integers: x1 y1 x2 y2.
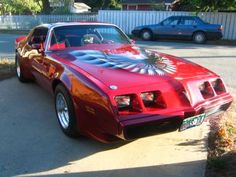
193 32 206 44
15 55 30 82
55 84 78 138
141 29 153 41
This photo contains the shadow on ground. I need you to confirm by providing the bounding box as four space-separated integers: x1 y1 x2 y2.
19 160 206 177
0 78 198 177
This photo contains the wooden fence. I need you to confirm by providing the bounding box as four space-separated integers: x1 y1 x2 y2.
98 10 236 40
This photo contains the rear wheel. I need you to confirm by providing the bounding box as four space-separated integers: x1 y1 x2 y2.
55 84 78 137
15 55 30 82
193 32 206 44
141 29 153 41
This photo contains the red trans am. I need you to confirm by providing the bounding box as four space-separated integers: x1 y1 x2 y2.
15 22 233 142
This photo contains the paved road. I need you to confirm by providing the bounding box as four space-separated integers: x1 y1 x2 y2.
0 78 209 177
0 35 236 177
0 34 19 57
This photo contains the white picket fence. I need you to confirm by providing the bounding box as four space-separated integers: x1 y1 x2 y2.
98 10 236 40
0 11 236 40
0 14 97 30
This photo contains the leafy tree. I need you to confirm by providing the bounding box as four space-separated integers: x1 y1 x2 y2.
0 0 42 14
177 0 236 12
50 0 72 14
41 0 52 14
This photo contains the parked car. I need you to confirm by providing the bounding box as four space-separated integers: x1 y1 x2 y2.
132 16 223 43
15 22 232 142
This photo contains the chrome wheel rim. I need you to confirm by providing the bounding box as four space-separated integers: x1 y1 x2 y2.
16 58 21 78
195 34 204 43
56 93 70 129
143 32 151 40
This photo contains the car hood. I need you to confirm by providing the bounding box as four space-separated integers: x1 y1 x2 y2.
50 44 215 89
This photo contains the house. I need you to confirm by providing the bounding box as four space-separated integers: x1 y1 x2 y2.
49 0 91 13
70 3 91 13
121 0 177 11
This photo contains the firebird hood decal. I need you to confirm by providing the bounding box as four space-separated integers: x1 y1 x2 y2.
70 48 176 76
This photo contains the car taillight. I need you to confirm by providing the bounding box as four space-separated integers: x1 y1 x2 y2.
211 79 226 95
115 94 142 113
199 82 214 99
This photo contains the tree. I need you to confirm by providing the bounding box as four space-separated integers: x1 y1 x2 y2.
50 0 72 14
177 0 236 12
0 0 42 14
41 0 52 14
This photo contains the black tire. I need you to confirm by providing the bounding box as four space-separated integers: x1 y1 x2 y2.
141 29 153 41
193 32 206 44
54 84 78 138
15 55 30 82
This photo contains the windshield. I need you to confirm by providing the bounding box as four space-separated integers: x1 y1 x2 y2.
49 25 130 50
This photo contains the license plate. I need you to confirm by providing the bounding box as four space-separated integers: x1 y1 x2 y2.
179 113 206 131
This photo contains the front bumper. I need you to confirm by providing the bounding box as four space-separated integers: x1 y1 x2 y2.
116 92 232 140
206 31 223 40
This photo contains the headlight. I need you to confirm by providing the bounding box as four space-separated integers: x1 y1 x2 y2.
115 95 131 109
141 91 166 108
114 94 142 114
199 82 214 99
141 92 155 102
211 79 226 94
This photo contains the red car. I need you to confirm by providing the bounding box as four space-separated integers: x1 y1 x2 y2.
15 22 233 142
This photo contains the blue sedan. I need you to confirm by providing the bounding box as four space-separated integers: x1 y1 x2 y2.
132 16 223 43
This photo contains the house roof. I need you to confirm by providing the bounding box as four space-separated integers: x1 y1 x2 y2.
73 2 91 10
120 0 175 4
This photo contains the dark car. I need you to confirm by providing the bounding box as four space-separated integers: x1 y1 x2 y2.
132 16 223 43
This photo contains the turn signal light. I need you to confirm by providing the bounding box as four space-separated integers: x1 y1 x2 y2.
219 25 224 31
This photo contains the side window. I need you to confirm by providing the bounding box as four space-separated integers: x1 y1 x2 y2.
28 28 48 45
179 17 197 26
162 17 179 26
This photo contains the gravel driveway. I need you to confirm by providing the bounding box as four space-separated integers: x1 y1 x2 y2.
0 36 235 177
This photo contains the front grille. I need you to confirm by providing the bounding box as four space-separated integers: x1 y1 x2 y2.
123 117 182 140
